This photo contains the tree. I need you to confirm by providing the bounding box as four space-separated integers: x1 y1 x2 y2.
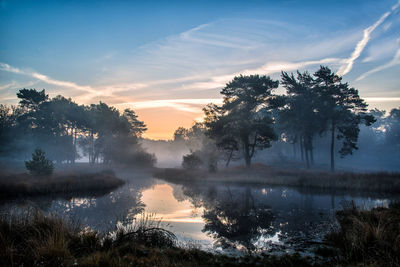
201 187 275 251
122 108 147 137
0 104 24 157
182 153 203 170
204 75 279 167
173 127 189 142
17 88 48 111
313 66 375 171
385 107 400 149
25 148 54 175
279 71 323 168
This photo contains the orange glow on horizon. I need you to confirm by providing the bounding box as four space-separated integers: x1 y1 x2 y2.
136 107 204 140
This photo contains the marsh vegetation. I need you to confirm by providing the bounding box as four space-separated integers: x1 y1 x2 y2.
1 203 399 266
0 169 124 199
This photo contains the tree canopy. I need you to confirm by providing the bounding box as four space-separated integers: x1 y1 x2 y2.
1 88 155 167
204 75 279 167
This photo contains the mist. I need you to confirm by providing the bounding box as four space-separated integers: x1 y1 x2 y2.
1 1 400 263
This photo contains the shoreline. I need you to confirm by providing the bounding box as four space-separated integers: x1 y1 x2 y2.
154 164 400 194
0 170 125 200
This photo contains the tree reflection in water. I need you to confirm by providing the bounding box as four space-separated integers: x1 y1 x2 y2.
182 184 276 251
1 170 156 233
178 182 361 253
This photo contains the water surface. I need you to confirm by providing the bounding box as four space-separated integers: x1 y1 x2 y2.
0 169 395 254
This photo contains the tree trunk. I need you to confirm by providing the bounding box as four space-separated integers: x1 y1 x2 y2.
300 136 304 161
243 137 251 168
310 146 314 165
244 145 251 168
330 120 335 172
292 140 297 160
226 149 233 167
305 147 310 169
308 136 314 166
90 131 94 164
73 127 77 164
245 155 251 168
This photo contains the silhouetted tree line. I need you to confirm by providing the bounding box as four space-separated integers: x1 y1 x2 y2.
175 66 399 172
0 89 155 166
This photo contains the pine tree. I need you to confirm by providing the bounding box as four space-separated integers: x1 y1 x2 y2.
25 148 54 176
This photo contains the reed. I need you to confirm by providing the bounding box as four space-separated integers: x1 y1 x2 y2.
0 207 316 266
324 202 400 266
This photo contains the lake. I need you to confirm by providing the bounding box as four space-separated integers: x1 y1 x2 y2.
0 169 395 254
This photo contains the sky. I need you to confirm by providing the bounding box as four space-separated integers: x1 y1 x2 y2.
0 0 399 139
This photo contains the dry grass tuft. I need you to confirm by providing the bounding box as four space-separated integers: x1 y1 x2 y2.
325 201 400 266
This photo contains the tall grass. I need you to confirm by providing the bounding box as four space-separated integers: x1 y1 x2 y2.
325 202 400 266
4 204 398 266
0 207 317 266
0 207 77 266
112 214 177 248
0 208 177 266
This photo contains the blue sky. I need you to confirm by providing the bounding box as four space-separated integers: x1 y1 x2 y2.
0 0 399 139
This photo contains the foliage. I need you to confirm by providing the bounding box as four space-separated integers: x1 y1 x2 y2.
1 89 154 166
174 122 219 171
313 66 375 171
182 152 203 170
25 148 54 176
204 75 279 167
279 71 322 168
278 66 375 171
17 88 48 110
385 107 400 148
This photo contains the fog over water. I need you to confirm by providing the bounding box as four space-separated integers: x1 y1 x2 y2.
1 169 397 254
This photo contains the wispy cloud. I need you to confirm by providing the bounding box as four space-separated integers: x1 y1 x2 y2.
0 62 97 93
356 48 400 81
233 57 344 77
0 80 38 92
337 1 400 76
364 97 400 102
192 57 346 90
116 98 223 113
0 81 18 90
0 62 147 103
362 37 399 63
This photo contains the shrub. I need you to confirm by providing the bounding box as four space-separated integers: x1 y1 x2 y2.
182 153 203 170
25 148 54 176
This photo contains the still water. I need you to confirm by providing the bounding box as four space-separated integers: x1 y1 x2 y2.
0 169 395 254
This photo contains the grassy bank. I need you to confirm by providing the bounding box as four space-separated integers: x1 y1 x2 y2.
322 202 400 266
154 164 400 194
1 204 399 266
0 170 124 199
0 208 314 267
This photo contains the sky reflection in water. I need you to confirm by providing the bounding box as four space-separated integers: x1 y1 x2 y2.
0 173 394 253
